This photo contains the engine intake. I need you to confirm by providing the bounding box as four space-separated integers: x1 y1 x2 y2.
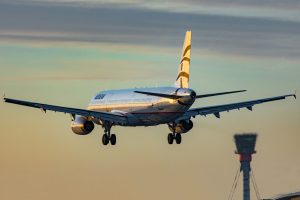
168 120 193 134
71 116 94 135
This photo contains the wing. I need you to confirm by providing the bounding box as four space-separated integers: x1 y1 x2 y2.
3 97 128 125
177 94 296 121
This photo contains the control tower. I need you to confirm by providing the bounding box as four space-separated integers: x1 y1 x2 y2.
234 133 257 200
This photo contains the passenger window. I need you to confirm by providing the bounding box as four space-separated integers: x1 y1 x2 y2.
95 94 106 100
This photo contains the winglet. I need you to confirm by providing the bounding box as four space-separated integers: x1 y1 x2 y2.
294 90 297 99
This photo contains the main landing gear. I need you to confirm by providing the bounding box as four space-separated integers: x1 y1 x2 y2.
167 133 182 144
102 133 116 145
102 121 116 145
167 122 182 145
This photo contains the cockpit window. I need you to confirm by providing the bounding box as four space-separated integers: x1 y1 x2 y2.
95 94 106 100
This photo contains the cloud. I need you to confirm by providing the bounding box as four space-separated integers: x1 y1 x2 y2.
5 0 300 10
3 0 300 22
0 1 300 59
165 0 300 10
0 75 119 81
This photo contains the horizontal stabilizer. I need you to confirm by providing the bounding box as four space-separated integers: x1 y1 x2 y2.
134 91 183 99
196 90 246 99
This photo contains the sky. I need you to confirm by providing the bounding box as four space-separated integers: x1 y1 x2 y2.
0 0 299 199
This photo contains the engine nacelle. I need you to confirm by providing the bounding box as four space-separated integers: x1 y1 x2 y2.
168 120 193 134
71 116 94 135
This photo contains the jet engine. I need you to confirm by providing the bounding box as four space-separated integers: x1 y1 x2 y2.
168 120 193 134
71 115 94 135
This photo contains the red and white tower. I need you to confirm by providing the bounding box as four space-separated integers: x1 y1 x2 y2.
234 133 257 200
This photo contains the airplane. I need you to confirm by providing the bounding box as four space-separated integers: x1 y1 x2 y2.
3 31 296 146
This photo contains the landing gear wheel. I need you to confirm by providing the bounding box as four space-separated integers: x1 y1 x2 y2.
175 133 181 144
168 133 174 144
102 134 109 145
110 134 116 145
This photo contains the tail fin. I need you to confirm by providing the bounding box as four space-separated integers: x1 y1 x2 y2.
175 31 192 88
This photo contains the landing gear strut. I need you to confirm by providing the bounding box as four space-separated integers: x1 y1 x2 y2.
102 121 116 145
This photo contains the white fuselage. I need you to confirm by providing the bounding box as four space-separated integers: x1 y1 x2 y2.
87 87 195 126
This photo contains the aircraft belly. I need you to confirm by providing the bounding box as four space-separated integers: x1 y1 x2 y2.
89 105 185 126
131 113 181 125
129 104 186 126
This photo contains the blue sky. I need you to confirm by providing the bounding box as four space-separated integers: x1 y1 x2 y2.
0 1 299 200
